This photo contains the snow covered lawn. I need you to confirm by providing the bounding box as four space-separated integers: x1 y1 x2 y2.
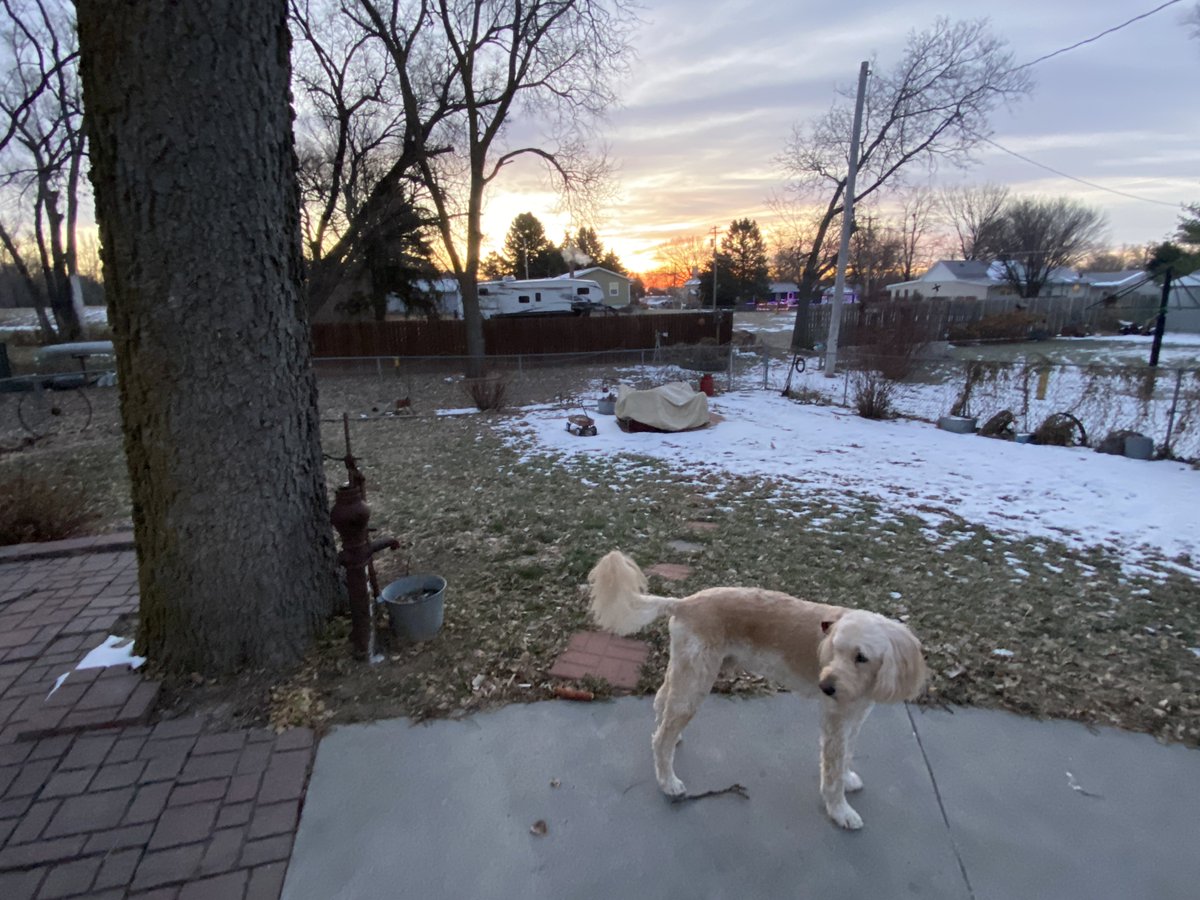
509 389 1199 581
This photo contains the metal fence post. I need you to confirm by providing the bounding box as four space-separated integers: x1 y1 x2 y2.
1163 368 1184 456
727 343 735 392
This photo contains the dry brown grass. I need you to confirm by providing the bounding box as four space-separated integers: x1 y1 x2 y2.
0 470 96 545
1 366 1197 747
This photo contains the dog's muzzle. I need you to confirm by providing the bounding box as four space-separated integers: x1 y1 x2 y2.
819 678 836 697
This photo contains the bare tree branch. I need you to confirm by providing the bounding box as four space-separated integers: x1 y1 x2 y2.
776 17 1032 347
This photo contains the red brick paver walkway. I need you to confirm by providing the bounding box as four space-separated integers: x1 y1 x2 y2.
0 543 315 900
549 631 649 689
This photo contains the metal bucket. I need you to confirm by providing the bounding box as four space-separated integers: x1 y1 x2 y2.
380 575 446 641
938 415 977 434
596 397 616 415
1123 435 1154 461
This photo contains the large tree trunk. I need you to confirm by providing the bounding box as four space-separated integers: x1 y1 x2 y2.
76 0 340 673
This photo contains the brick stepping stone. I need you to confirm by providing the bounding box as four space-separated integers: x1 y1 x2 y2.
644 562 692 581
15 666 161 741
686 521 718 533
548 631 649 690
667 540 704 555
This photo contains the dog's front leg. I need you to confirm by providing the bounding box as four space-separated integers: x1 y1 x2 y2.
819 701 864 830
842 701 873 793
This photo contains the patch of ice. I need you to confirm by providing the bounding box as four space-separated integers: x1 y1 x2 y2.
992 648 1015 658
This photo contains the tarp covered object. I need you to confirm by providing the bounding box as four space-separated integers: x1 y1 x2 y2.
615 382 710 432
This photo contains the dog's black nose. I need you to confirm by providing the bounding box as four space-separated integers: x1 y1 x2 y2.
819 680 836 697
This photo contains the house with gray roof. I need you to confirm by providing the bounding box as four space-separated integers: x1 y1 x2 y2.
887 260 1088 302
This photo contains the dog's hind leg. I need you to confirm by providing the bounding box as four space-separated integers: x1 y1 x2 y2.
652 648 720 798
819 700 870 830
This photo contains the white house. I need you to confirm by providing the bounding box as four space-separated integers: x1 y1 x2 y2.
1080 269 1160 303
887 260 1085 301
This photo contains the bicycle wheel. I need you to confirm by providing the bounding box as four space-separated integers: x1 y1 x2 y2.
18 384 93 437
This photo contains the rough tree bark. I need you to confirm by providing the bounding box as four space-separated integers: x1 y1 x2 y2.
75 0 340 673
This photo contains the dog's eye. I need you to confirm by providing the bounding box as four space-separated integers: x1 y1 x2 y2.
854 651 868 664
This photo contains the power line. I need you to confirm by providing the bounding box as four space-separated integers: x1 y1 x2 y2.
1016 0 1187 70
971 2 1190 209
976 134 1183 208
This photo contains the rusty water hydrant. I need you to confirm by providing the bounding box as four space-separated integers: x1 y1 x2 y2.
329 414 398 661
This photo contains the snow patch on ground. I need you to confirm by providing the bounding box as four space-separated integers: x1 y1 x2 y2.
505 388 1199 580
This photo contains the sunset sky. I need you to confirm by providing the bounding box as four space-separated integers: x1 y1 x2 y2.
481 0 1200 277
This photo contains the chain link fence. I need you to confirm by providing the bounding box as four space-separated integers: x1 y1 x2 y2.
732 346 1200 460
312 344 1200 462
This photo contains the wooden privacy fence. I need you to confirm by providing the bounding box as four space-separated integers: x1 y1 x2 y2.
311 311 732 357
794 295 1133 348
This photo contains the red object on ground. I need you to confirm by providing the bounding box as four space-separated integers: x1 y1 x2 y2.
699 373 714 396
553 686 596 702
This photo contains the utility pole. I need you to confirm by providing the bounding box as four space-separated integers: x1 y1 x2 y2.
710 225 720 309
1150 267 1171 367
824 60 869 377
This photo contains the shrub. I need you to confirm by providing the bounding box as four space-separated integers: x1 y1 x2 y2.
948 310 1040 343
462 372 509 411
1033 412 1087 447
854 302 939 379
0 470 95 546
784 386 831 406
676 339 726 372
851 369 895 420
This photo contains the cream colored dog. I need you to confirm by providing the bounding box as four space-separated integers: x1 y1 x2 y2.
587 550 927 830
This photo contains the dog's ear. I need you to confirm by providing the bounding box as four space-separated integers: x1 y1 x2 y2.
820 620 834 634
873 620 928 703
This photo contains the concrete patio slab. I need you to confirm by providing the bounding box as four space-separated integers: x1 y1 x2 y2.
283 696 969 900
909 706 1200 900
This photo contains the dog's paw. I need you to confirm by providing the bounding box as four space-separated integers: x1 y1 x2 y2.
844 770 863 793
827 801 864 831
660 775 687 798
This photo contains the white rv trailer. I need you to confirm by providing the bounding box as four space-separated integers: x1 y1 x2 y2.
475 277 606 319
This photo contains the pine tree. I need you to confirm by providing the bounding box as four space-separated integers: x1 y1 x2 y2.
501 213 560 279
699 219 769 307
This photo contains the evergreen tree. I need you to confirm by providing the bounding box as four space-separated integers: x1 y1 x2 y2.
574 226 604 264
479 252 508 280
570 225 625 274
699 218 769 307
501 213 560 279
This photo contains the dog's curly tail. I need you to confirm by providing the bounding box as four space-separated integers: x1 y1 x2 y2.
587 550 678 636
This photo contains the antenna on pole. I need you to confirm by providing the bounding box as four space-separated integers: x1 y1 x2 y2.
709 225 720 309
824 60 870 377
